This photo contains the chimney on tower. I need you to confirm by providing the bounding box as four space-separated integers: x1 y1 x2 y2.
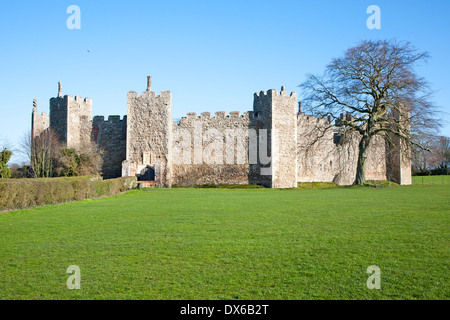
298 101 302 114
58 82 62 98
147 76 152 91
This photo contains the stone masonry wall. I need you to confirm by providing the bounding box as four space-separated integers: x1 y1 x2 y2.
93 115 127 179
31 100 49 138
49 96 68 144
271 87 298 188
297 114 387 185
67 95 92 150
386 106 412 185
125 90 172 187
249 90 273 187
170 87 298 188
171 111 251 186
49 94 92 150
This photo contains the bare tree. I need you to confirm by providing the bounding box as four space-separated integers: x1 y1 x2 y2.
20 128 104 178
411 133 435 174
431 136 450 174
19 131 33 166
0 136 15 154
300 39 441 185
20 129 61 178
412 135 450 175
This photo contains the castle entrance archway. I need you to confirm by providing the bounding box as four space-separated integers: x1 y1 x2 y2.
138 166 155 181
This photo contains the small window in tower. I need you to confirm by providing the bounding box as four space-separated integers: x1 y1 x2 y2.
143 152 151 164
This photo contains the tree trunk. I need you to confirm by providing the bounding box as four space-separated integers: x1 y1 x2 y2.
355 135 371 185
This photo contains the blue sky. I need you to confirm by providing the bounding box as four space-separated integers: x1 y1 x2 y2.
1 0 449 163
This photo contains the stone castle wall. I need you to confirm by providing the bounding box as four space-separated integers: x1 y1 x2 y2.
31 79 411 186
124 89 172 187
296 114 387 185
49 96 68 144
171 111 251 186
67 96 92 150
49 94 92 150
170 87 299 188
93 115 127 179
386 106 412 185
249 90 274 187
270 88 298 188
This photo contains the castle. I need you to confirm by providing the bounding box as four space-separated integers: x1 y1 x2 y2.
32 77 412 188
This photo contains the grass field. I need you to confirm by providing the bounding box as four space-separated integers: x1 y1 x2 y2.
0 184 449 300
412 175 450 185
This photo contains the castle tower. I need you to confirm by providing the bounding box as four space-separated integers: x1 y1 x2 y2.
31 99 50 139
123 76 172 187
49 82 93 150
387 104 412 185
251 87 298 188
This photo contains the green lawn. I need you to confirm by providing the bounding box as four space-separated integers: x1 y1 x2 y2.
0 185 449 300
412 175 450 185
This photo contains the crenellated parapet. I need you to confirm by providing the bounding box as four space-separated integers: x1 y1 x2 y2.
93 115 127 124
48 83 92 149
253 87 297 114
297 113 331 127
92 115 127 142
127 90 171 101
175 111 250 128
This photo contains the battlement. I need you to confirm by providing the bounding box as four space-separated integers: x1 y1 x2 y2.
215 111 226 119
94 115 127 123
50 95 92 103
49 96 63 104
298 113 330 126
176 110 250 126
253 87 297 117
250 112 259 118
186 112 197 120
33 108 49 118
128 90 171 100
254 87 296 99
50 95 92 108
335 112 353 127
74 95 92 105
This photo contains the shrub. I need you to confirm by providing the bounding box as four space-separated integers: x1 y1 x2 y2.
0 149 12 179
0 176 137 212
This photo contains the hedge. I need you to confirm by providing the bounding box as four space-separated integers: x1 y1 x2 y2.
0 176 137 212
